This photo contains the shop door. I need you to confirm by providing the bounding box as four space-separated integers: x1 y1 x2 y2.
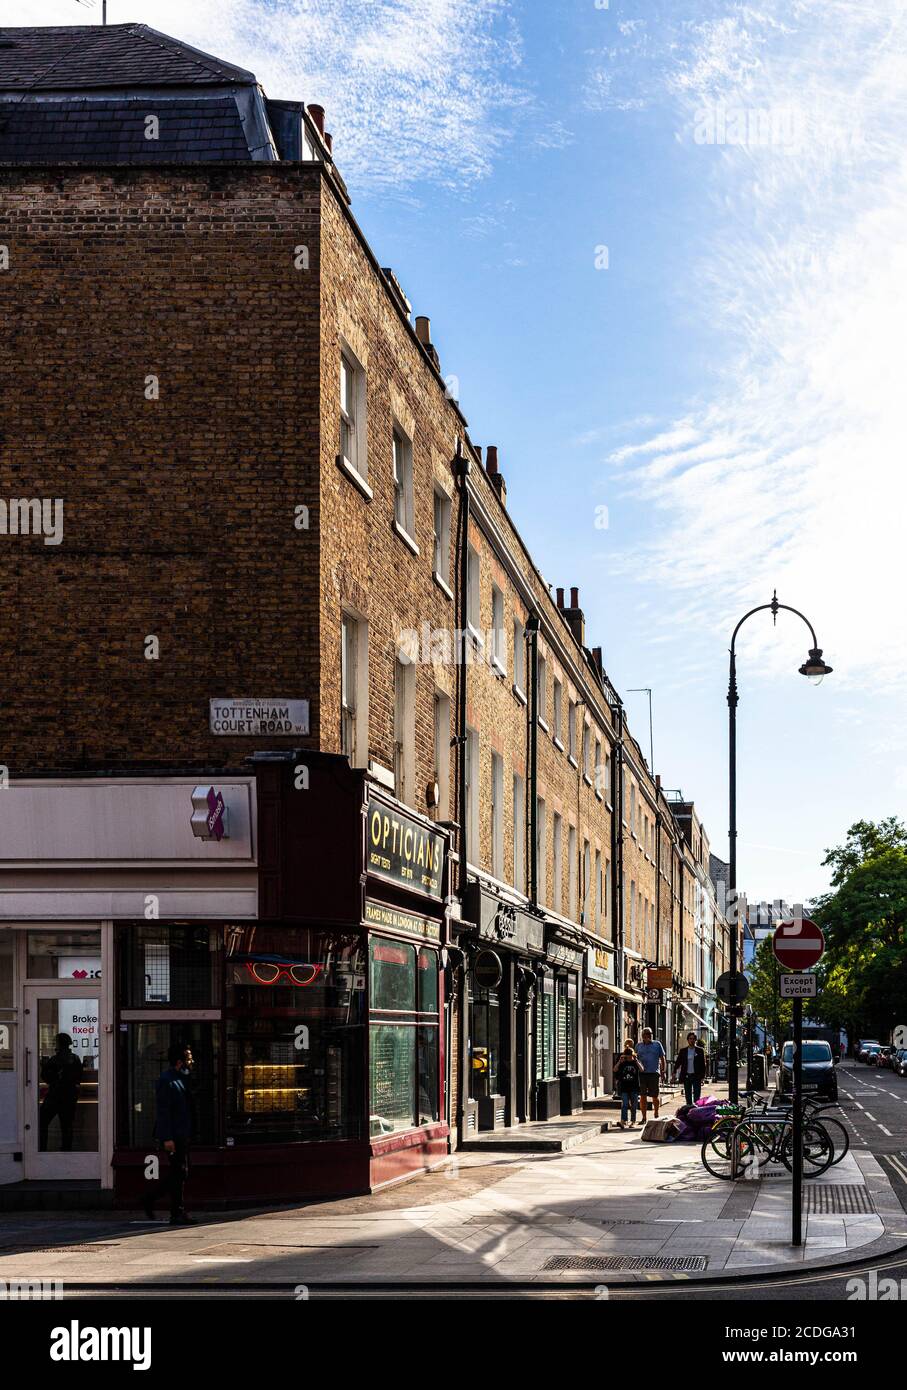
514 979 531 1124
23 986 102 1180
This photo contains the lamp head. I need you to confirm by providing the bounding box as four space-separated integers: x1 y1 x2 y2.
799 648 833 685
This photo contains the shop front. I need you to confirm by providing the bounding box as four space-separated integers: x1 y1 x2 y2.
541 927 584 1118
458 882 545 1136
582 936 618 1100
0 760 451 1205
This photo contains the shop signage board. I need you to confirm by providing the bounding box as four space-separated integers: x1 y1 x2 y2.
209 697 309 736
190 785 228 841
587 944 615 986
365 797 445 899
647 966 672 991
474 949 503 989
780 973 817 998
364 899 441 942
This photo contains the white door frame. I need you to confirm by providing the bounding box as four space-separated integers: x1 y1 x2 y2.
23 982 104 1180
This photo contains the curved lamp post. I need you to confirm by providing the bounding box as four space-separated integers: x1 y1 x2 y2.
726 591 832 1101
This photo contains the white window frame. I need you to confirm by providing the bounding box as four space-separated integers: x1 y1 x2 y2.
595 849 603 933
392 423 416 549
432 487 452 593
553 678 563 746
433 691 451 820
568 824 578 920
536 798 547 906
465 728 479 866
491 752 504 879
513 773 526 893
339 346 369 493
491 584 506 675
394 652 415 807
582 839 591 925
466 543 481 638
340 610 368 768
512 617 525 697
538 654 548 728
568 701 577 762
553 812 563 914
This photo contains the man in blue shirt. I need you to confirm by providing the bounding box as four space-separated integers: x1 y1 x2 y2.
143 1043 196 1225
635 1028 666 1122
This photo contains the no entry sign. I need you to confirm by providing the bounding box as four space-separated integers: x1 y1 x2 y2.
772 918 825 971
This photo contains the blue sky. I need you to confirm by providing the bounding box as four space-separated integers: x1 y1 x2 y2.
21 0 907 903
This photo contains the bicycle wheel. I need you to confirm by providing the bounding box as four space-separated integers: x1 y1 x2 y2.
780 1121 835 1177
813 1114 850 1166
700 1128 736 1180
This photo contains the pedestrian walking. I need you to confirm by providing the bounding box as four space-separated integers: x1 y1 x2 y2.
143 1043 197 1226
635 1027 667 1122
615 1041 643 1128
674 1031 707 1106
39 1033 83 1152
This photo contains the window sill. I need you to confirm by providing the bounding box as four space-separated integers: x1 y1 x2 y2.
512 683 527 706
393 519 419 556
336 454 373 501
491 655 508 679
433 571 454 601
595 789 604 802
466 622 485 653
568 755 578 770
583 774 593 788
538 717 550 735
553 736 565 753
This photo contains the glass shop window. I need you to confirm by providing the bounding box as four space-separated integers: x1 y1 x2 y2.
27 928 102 981
369 939 440 1137
119 924 219 1007
120 1020 220 1149
536 972 556 1080
225 926 366 1145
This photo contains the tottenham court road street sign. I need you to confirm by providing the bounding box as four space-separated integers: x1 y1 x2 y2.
772 918 825 971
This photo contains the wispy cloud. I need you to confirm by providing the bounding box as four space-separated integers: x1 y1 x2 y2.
17 0 527 193
601 1 907 693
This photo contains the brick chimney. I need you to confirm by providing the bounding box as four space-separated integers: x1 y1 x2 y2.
591 645 604 679
307 104 326 138
556 587 565 610
414 315 440 370
485 444 506 507
564 587 585 646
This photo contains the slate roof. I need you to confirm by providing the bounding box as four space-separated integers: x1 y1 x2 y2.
0 97 250 163
0 23 256 90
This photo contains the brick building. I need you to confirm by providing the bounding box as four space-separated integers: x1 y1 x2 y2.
0 24 728 1206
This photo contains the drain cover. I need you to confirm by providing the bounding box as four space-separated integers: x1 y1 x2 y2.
802 1184 874 1215
543 1254 708 1272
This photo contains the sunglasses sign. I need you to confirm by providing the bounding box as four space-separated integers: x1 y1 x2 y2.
366 797 445 900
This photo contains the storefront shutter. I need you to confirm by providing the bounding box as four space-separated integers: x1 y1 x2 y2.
556 978 568 1073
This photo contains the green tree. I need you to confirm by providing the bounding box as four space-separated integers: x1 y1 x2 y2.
812 819 907 1038
746 935 791 1042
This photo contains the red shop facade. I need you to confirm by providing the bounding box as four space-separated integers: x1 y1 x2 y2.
112 753 451 1207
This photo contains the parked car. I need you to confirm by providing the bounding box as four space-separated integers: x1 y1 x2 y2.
778 1040 838 1101
873 1046 896 1068
856 1038 880 1059
859 1043 882 1063
891 1049 907 1078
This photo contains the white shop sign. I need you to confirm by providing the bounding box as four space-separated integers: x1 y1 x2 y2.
210 698 309 736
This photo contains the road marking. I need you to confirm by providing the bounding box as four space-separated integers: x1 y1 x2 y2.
880 1126 893 1136
884 1154 907 1182
865 1112 876 1120
855 1102 865 1110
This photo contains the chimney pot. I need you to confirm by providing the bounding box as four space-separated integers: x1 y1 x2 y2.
570 586 579 609
656 774 662 788
486 444 499 474
415 315 431 345
473 445 483 463
556 587 565 609
307 104 326 137
324 131 333 153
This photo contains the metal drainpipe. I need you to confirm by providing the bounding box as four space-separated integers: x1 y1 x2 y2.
526 614 540 905
612 700 625 1051
454 441 470 901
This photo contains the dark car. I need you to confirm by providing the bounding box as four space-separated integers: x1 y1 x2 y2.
892 1049 907 1078
873 1046 895 1068
779 1040 838 1101
859 1043 882 1063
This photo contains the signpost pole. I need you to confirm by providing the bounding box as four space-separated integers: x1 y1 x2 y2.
792 995 803 1245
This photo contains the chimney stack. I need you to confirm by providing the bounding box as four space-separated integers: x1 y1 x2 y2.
592 645 604 678
414 315 440 370
307 104 326 138
324 132 333 154
556 587 565 610
485 444 506 507
473 444 483 463
564 587 585 646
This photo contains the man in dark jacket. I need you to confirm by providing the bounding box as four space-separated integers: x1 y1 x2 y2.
674 1032 707 1106
39 1033 83 1151
143 1043 196 1225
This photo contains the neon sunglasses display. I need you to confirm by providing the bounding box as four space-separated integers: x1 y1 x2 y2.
242 959 324 986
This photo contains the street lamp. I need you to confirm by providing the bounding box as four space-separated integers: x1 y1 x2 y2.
726 590 831 1102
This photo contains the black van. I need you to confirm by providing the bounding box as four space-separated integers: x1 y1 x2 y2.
778 1039 838 1101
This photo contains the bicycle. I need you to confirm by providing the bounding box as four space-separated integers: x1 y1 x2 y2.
700 1097 836 1180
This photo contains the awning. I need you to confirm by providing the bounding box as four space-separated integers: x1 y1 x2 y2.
680 1002 709 1028
598 983 645 1004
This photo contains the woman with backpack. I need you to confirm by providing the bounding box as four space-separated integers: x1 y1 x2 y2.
615 1040 644 1129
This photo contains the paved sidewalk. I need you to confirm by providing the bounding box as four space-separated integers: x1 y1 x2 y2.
0 1098 903 1288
